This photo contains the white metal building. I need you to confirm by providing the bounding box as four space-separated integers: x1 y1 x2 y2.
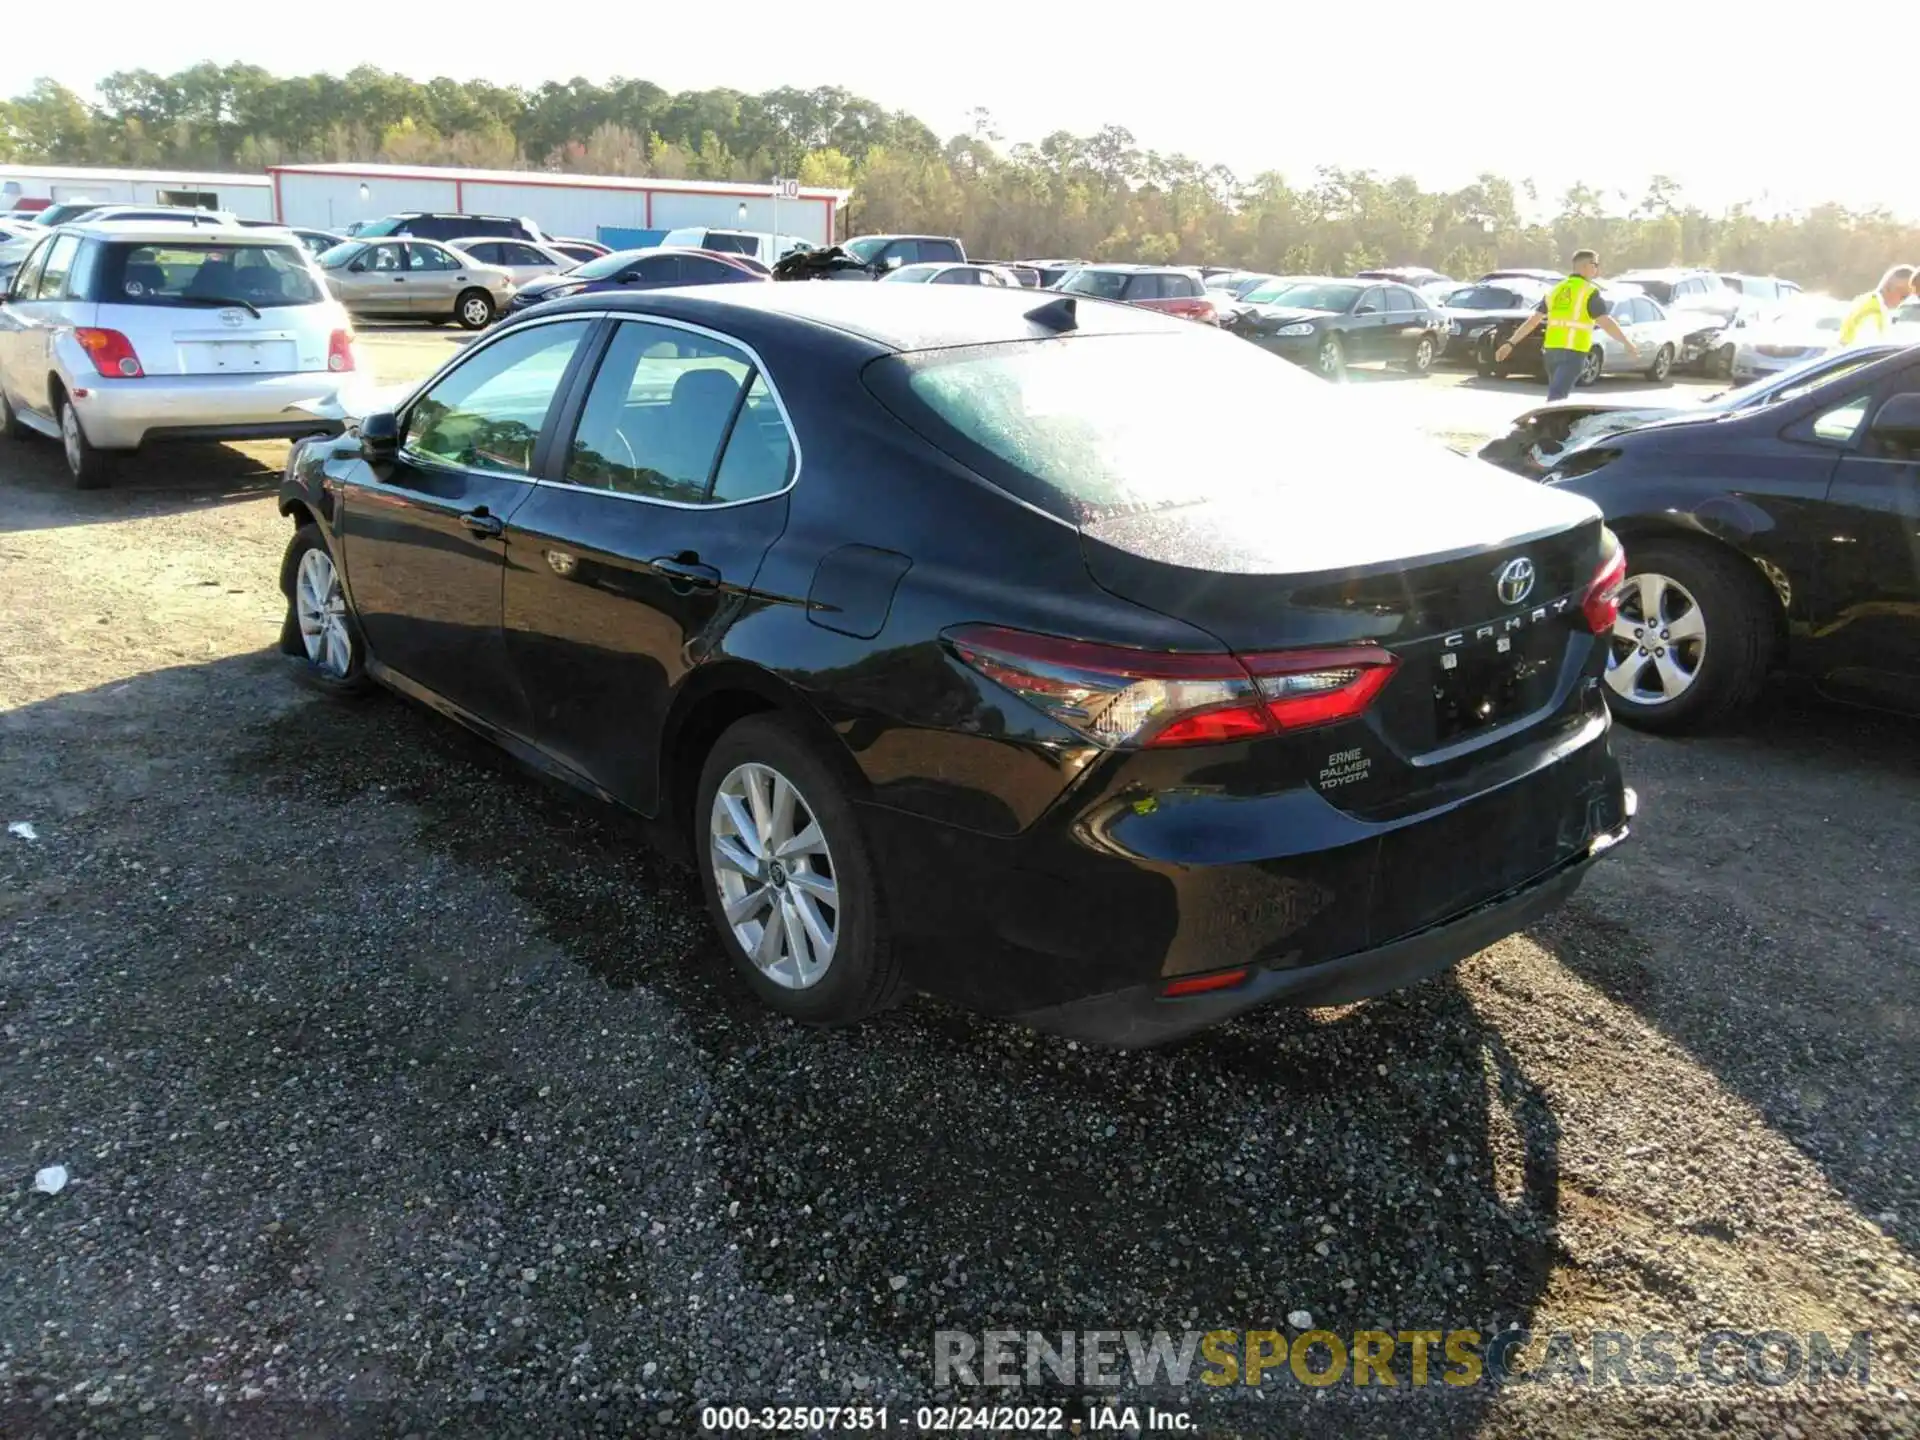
0 164 275 220
269 163 850 247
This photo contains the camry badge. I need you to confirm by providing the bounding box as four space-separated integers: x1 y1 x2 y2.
1496 557 1536 606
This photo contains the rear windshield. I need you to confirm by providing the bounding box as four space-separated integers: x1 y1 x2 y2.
1059 270 1131 300
572 250 645 280
866 330 1429 521
96 242 324 308
1624 278 1674 304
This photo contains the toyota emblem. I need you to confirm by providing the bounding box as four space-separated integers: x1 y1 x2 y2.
1496 557 1536 606
219 308 245 328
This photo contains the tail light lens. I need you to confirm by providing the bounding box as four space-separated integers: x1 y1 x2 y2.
1582 533 1628 634
327 329 356 373
944 626 1398 748
75 328 143 378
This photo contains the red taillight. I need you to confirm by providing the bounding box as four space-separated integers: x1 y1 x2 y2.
75 328 143 378
1583 538 1628 635
1194 300 1218 325
944 626 1398 748
1163 968 1250 997
327 329 356 373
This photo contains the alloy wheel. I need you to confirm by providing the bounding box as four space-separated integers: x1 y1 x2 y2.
709 761 839 989
1414 337 1434 371
295 546 353 678
1580 349 1604 385
462 296 491 327
1317 336 1342 378
61 403 83 474
1604 571 1706 706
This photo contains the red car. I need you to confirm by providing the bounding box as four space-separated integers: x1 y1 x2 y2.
1055 264 1218 324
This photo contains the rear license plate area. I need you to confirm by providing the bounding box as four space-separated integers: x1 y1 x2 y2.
1431 641 1557 742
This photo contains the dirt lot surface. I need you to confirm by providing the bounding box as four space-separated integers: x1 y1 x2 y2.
1 332 1915 1437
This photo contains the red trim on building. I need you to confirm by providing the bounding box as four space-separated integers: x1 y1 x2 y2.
645 190 652 227
268 164 842 205
271 169 284 224
455 178 465 210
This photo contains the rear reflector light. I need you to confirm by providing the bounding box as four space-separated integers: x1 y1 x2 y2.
1163 969 1249 997
944 626 1398 748
327 329 356 373
75 328 143 378
1583 535 1628 634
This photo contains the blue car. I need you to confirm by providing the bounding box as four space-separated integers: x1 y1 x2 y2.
503 246 766 317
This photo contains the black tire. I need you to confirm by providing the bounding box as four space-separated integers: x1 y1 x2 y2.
57 392 114 489
694 713 902 1026
1577 347 1604 387
278 523 372 696
1648 344 1675 384
1603 538 1774 735
1716 344 1737 380
454 289 495 329
1315 332 1346 380
1476 337 1505 379
0 383 27 442
1400 334 1436 375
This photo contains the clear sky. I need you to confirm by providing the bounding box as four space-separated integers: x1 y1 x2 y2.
2 0 1902 219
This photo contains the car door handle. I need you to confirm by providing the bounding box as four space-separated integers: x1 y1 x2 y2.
650 552 721 591
461 508 505 538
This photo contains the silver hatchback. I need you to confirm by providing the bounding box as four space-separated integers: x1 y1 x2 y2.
0 222 363 487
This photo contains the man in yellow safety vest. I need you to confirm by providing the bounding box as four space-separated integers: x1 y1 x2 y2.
1838 265 1914 346
1494 249 1637 401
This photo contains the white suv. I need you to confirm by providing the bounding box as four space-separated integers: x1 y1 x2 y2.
0 222 360 487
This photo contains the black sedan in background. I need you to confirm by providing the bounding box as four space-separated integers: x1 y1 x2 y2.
1434 279 1551 370
1537 343 1920 730
278 286 1629 1046
502 245 765 316
1222 277 1447 377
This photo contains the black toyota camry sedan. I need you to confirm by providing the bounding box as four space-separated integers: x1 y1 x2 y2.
1222 277 1447 378
277 285 1632 1046
1536 342 1920 732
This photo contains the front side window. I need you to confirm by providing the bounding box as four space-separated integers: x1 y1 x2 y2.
361 243 405 273
101 242 322 308
565 321 790 504
1125 275 1165 301
403 319 590 476
1358 287 1389 313
9 239 52 300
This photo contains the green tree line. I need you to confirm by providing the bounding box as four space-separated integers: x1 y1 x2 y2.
3 65 1914 293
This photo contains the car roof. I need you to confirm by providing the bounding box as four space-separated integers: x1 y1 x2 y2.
63 221 297 245
531 282 1189 353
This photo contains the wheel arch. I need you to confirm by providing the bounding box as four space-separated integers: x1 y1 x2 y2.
1607 515 1790 659
656 662 863 858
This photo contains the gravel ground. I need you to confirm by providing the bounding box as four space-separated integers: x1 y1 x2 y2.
1 336 1915 1438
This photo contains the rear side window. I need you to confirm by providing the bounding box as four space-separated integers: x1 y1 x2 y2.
462 242 501 263
1125 274 1164 301
34 234 82 300
404 319 591 475
920 239 963 263
97 242 323 308
565 320 791 504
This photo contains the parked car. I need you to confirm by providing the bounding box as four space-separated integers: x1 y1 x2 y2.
1022 259 1086 288
353 213 548 244
1473 284 1695 384
1613 268 1743 325
0 222 357 487
1728 296 1850 382
25 200 120 229
315 238 515 329
0 232 39 292
1205 271 1281 323
236 221 347 258
274 283 1631 1045
0 219 43 243
878 262 1022 287
549 237 610 263
449 237 578 287
996 264 1042 288
1480 268 1565 284
1436 278 1551 366
840 234 967 275
658 228 811 266
1476 343 1903 479
1222 276 1443 376
1356 267 1457 300
64 204 241 229
502 246 767 318
1529 343 1920 730
1720 272 1802 306
1057 265 1218 324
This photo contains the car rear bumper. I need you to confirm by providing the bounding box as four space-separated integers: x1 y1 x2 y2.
61 371 354 450
862 710 1630 1045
